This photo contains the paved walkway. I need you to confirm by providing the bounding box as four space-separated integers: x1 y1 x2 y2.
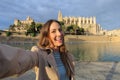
1 62 120 80
75 62 120 80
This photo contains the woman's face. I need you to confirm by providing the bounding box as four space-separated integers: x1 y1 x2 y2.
49 22 64 48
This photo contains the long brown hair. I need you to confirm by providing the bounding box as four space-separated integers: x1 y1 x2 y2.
38 19 74 77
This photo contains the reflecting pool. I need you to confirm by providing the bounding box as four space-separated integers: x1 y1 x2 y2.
66 41 120 61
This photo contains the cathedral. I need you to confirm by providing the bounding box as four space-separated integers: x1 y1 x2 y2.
58 11 103 35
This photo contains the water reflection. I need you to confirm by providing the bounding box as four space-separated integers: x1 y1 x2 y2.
66 42 120 61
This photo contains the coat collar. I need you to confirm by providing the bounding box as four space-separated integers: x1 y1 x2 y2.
39 48 58 70
47 52 57 68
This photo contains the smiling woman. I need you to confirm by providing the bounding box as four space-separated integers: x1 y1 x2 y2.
0 19 75 80
44 21 64 49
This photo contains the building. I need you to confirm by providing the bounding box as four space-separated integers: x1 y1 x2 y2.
106 29 120 36
58 11 103 35
13 16 34 32
14 16 34 26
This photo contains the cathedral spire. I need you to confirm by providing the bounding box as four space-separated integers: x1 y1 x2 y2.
58 10 63 21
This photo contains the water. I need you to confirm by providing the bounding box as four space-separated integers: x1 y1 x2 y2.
2 41 120 61
66 41 120 61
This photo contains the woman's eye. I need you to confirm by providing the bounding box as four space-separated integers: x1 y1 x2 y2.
52 31 56 33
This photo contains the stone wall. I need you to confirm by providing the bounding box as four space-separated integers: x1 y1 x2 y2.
1 35 120 43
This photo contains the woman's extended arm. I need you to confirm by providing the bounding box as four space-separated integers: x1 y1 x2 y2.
0 44 38 78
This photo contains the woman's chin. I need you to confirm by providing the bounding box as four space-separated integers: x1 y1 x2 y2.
57 43 63 47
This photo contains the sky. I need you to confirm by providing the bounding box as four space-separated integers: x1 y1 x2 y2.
0 0 120 31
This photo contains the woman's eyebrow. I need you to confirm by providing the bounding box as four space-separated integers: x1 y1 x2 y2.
51 29 56 31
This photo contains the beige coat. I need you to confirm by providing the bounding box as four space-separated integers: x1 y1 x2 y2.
0 44 74 80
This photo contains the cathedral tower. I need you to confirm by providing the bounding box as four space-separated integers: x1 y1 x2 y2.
58 10 63 21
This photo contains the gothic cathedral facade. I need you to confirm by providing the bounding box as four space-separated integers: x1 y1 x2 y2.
58 11 103 35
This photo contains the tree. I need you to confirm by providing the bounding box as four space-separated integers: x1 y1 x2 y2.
30 33 36 37
70 29 74 34
66 25 80 35
9 24 15 31
24 24 30 30
17 20 21 26
26 22 39 37
61 25 66 33
66 25 73 33
79 28 85 35
73 25 79 35
6 31 12 37
59 21 66 33
35 23 43 33
27 22 36 33
59 21 64 25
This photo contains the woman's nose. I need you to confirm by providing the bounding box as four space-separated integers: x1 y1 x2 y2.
57 30 63 36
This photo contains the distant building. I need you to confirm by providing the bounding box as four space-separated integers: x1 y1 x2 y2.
58 11 103 35
106 29 120 36
12 16 34 32
14 16 34 26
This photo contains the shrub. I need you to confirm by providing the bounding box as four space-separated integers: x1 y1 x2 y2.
30 33 36 37
6 31 12 36
25 32 28 36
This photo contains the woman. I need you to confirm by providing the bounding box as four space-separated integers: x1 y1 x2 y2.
0 19 75 80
